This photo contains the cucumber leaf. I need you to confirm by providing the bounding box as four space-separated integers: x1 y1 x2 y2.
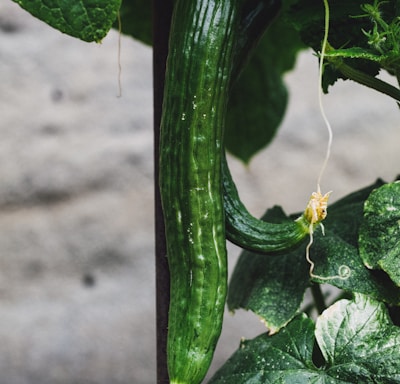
359 182 400 287
225 3 306 163
315 293 400 383
227 207 310 334
12 0 121 42
210 294 400 383
208 315 319 383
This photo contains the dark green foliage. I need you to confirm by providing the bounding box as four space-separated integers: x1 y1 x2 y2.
211 294 400 383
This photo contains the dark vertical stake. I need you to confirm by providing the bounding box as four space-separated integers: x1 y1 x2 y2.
153 1 173 383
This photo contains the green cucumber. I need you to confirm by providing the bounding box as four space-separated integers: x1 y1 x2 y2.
223 154 310 253
159 0 308 382
159 1 241 383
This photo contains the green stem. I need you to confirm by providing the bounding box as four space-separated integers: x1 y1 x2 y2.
336 61 400 102
325 43 400 102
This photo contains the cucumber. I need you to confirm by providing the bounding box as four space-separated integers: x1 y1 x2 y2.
159 1 241 383
159 0 308 382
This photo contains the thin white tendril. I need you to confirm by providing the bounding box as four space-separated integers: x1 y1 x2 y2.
305 230 316 277
306 0 350 281
306 225 350 281
316 0 332 192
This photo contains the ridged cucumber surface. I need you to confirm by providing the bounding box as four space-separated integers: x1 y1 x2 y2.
159 1 242 383
159 0 310 382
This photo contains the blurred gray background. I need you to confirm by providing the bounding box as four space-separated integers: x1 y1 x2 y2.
0 2 399 383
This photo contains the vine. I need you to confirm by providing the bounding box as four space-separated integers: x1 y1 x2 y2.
304 0 350 282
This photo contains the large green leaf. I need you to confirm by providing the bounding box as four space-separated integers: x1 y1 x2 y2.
12 0 121 42
210 294 400 383
225 3 306 163
209 314 320 383
359 182 400 287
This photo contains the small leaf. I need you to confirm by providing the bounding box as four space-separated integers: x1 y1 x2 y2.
227 206 309 333
324 47 385 63
12 0 121 42
359 182 400 286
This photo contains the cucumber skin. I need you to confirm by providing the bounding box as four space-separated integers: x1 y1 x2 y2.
159 1 241 383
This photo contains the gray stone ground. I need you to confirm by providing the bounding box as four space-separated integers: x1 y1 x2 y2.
0 2 399 383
